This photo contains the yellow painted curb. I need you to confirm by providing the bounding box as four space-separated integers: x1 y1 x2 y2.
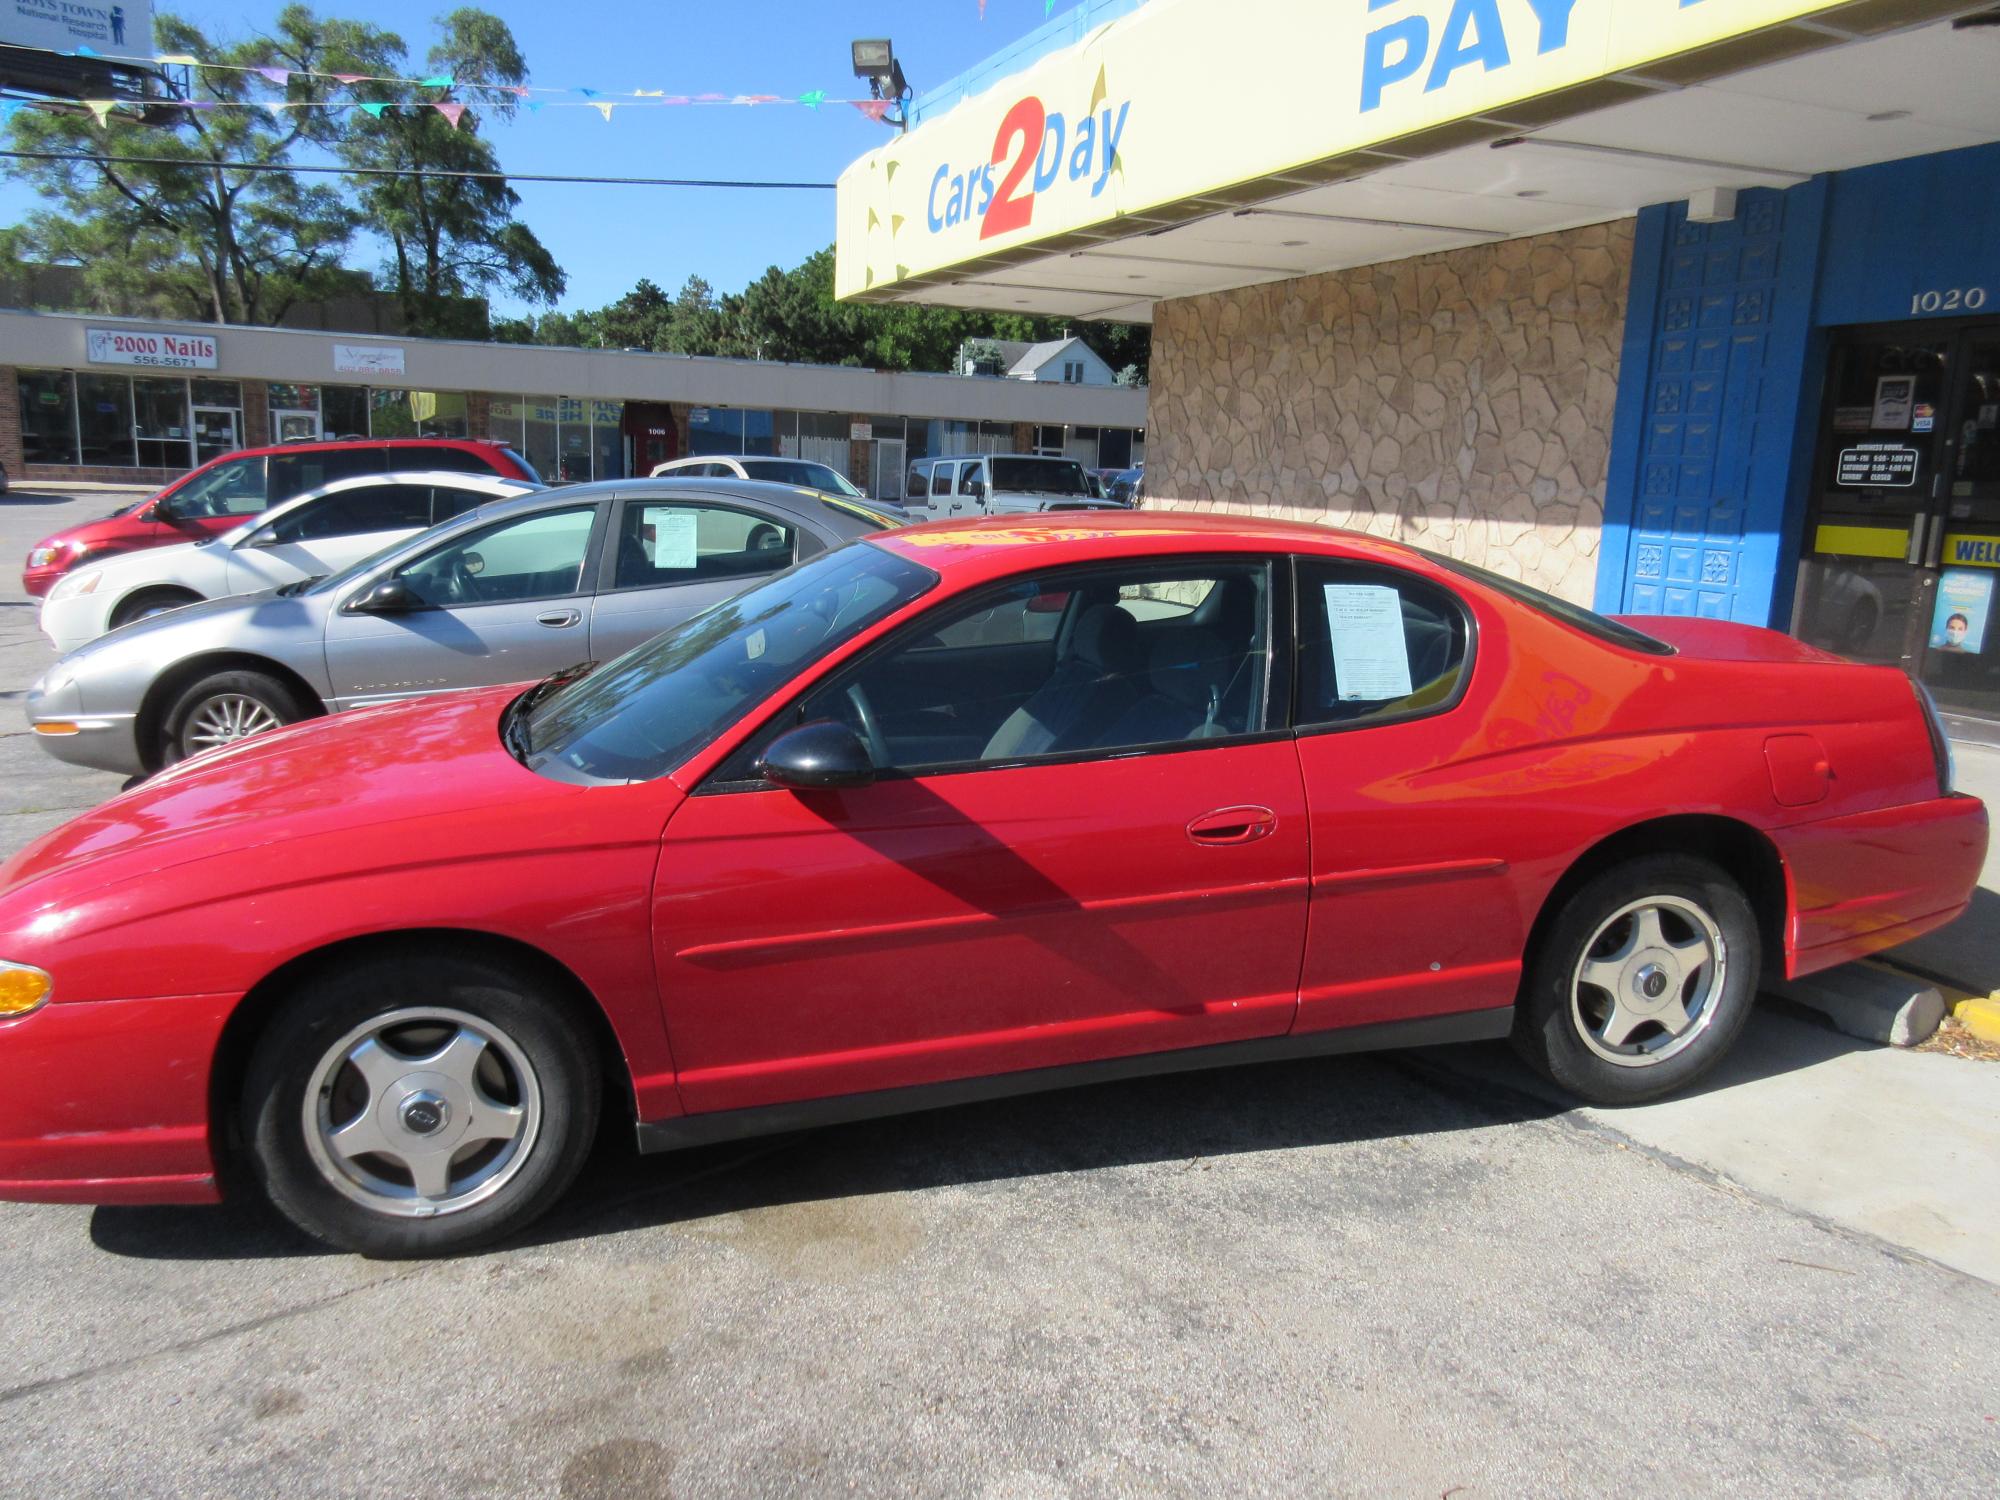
1950 994 2000 1044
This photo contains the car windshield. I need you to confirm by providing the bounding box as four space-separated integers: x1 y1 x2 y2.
989 457 1090 496
524 540 937 783
741 459 867 497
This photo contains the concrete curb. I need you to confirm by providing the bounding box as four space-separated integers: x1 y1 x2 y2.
1774 960 1946 1047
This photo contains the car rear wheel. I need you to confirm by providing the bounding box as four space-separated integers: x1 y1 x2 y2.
110 587 203 631
1512 854 1759 1105
161 668 308 764
241 952 600 1256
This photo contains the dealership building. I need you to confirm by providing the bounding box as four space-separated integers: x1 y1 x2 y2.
0 309 1147 502
836 0 2000 734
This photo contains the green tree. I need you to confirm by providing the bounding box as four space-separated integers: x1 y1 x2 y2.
1 8 364 324
336 7 564 337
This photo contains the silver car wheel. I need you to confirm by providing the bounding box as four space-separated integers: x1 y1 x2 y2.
301 1007 544 1219
1570 896 1726 1068
183 692 284 751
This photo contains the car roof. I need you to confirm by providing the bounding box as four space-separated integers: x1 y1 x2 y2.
435 474 894 532
216 435 511 461
869 511 1439 588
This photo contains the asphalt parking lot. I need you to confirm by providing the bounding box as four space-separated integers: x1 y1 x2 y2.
2 489 1998 1498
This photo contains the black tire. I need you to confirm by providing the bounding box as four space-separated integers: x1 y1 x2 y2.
110 587 203 631
1512 853 1759 1106
240 951 600 1257
160 668 309 765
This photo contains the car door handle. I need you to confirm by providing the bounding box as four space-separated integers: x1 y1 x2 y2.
1186 805 1277 845
537 609 582 628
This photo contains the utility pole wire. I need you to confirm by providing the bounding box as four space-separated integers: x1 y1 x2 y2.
0 150 836 189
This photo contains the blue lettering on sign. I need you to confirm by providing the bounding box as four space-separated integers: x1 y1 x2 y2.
927 163 950 233
1034 113 1067 192
1955 539 1998 564
1362 0 1584 113
921 92 1131 236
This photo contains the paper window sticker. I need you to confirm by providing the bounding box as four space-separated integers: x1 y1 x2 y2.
1324 584 1413 701
647 509 699 568
746 628 767 661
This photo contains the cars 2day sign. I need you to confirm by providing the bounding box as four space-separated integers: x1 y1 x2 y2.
85 327 218 370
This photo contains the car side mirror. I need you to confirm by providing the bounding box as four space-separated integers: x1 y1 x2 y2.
758 721 876 790
346 577 422 614
967 479 986 498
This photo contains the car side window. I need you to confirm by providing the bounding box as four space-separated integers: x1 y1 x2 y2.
405 445 491 475
264 484 435 543
780 560 1272 775
430 486 490 524
957 463 983 495
397 506 597 607
169 455 268 517
611 501 795 590
931 465 955 498
268 447 388 500
1295 559 1472 728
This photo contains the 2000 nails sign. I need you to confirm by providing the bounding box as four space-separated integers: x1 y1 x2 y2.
927 90 1130 240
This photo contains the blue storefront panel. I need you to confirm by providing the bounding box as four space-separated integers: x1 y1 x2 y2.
1599 142 2000 626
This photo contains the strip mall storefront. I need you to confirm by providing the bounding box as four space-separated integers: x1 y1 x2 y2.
835 0 2000 733
0 310 1146 504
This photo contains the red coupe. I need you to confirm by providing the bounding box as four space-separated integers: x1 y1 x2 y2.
0 515 1985 1255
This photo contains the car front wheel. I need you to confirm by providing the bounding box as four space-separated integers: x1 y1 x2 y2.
1512 854 1760 1105
160 668 308 765
241 952 600 1256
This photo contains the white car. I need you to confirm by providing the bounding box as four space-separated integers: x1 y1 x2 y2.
39 471 539 654
650 454 869 498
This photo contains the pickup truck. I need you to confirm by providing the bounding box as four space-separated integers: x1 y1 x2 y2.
905 453 1129 519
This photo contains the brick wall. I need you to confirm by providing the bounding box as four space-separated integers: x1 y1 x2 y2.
1146 221 1634 603
242 381 271 448
0 368 22 479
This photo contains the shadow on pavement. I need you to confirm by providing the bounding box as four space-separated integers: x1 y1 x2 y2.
1889 885 2000 996
89 1045 1570 1263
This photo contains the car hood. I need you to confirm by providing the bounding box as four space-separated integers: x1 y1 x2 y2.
58 537 206 590
58 582 317 669
0 685 628 931
30 499 156 554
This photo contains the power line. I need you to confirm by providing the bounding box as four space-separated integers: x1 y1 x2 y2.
0 149 835 189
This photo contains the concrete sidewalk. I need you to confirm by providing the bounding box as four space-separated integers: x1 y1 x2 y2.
1426 1004 2000 1285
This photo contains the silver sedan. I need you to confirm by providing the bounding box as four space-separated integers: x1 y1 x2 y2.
27 478 896 777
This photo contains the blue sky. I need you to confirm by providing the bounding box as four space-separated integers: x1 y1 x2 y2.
5 1 1072 315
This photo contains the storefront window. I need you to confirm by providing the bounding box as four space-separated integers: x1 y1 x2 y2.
370 389 417 438
523 394 559 480
322 385 369 438
77 374 135 467
191 378 242 409
17 370 78 466
592 400 625 480
488 396 526 451
267 383 321 413
688 406 744 456
132 377 191 468
412 390 468 439
742 409 775 457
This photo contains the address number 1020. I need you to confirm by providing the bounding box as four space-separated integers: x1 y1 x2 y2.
1911 286 1988 314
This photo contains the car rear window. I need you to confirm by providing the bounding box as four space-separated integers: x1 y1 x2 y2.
267 447 387 500
1421 550 1676 656
400 444 498 476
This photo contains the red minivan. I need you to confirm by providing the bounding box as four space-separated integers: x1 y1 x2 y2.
21 437 541 597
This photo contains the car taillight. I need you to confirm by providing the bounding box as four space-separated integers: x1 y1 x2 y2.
1910 675 1956 796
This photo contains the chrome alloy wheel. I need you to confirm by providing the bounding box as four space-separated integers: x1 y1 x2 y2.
1569 896 1727 1068
301 1007 544 1219
183 692 284 752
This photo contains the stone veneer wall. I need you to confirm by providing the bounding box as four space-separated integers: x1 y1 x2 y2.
1146 221 1634 602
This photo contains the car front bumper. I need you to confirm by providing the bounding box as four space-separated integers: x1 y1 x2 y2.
0 992 237 1206
25 670 146 777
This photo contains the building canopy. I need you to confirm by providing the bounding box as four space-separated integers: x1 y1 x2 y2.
836 0 2000 324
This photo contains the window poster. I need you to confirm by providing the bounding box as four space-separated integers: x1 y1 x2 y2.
1871 375 1916 430
645 509 699 569
1324 584 1413 700
1931 569 1993 655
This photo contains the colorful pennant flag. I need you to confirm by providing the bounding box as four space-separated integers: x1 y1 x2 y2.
419 75 454 88
83 99 114 125
852 99 891 122
358 101 389 117
155 53 199 66
593 102 616 121
263 100 290 119
577 87 599 99
256 66 289 86
334 72 366 84
799 90 825 109
435 102 467 128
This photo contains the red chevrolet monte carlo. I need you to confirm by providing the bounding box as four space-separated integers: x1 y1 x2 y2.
0 516 1986 1255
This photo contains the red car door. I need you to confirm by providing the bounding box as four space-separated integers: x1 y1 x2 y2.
652 558 1310 1115
1288 556 1522 1035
